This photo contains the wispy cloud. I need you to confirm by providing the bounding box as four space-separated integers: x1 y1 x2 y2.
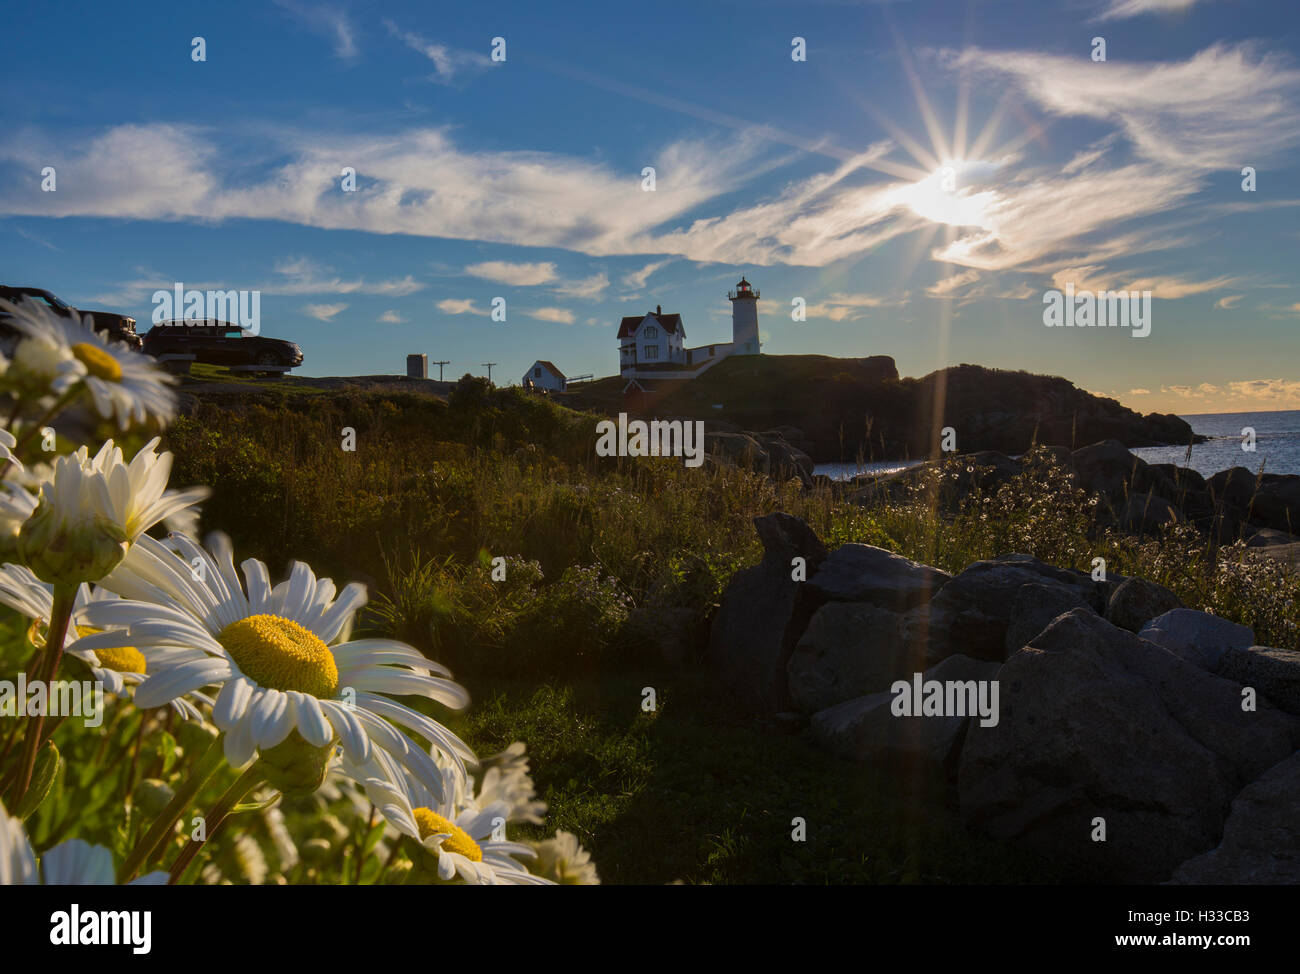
525 307 575 324
383 20 491 84
275 0 358 60
378 309 406 323
804 291 909 321
1214 294 1243 310
1049 266 1237 299
437 298 488 316
463 261 556 285
624 259 674 289
1094 0 1206 22
303 302 347 321
553 272 609 299
272 256 423 296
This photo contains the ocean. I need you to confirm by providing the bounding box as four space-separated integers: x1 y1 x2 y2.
1130 410 1300 479
812 410 1300 481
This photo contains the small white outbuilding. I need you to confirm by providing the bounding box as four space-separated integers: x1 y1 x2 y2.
523 360 567 392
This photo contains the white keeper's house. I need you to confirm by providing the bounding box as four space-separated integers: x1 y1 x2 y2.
618 277 761 390
522 359 567 392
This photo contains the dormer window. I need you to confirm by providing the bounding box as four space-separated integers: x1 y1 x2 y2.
644 325 657 339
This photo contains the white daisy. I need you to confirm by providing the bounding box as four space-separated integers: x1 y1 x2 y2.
529 830 601 885
342 748 550 885
0 564 209 718
0 296 176 429
473 742 547 825
0 800 166 885
19 438 207 584
72 532 475 802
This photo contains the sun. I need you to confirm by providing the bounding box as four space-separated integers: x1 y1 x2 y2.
895 160 998 230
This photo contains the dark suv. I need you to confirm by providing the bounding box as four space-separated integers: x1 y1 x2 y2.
143 320 303 372
0 286 143 351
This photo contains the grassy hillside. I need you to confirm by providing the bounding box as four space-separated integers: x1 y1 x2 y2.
148 370 1299 883
563 354 1194 461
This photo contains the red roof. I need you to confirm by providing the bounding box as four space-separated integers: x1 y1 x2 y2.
533 360 565 380
617 311 683 339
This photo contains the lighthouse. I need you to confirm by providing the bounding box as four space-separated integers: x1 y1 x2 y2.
728 276 760 355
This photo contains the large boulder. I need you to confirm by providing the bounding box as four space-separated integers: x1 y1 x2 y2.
1070 440 1170 502
906 554 1104 664
1206 466 1258 512
704 432 770 475
1137 608 1255 672
1003 581 1094 656
707 514 827 712
1105 577 1183 633
959 609 1299 883
1252 476 1300 534
1170 751 1300 884
1216 645 1300 716
1118 492 1181 534
786 602 914 714
811 654 1001 769
807 544 950 610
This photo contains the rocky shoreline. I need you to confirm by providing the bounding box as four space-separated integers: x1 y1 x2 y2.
703 430 1300 565
708 512 1300 883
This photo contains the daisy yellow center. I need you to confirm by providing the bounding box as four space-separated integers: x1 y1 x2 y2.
413 807 482 862
71 342 123 382
72 625 146 674
217 614 338 698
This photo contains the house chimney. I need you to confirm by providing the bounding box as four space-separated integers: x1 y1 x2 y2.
656 304 662 315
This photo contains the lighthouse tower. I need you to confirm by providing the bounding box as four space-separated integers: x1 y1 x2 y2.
728 276 760 355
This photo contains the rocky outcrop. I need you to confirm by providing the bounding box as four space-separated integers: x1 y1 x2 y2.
1105 577 1182 633
786 603 915 713
959 609 1299 883
907 554 1103 663
1216 645 1300 716
811 654 1001 770
1137 608 1255 672
807 543 950 610
706 513 827 712
1170 751 1300 884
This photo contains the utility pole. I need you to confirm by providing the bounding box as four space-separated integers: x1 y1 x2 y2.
431 360 450 381
481 362 497 382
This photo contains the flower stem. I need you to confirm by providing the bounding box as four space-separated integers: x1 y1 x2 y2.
8 583 76 804
168 763 268 884
0 384 82 476
119 733 226 882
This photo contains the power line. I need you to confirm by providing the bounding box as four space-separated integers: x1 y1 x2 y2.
481 362 497 382
431 360 450 381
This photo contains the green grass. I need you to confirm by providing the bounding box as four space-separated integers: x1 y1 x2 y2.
149 374 1300 882
451 670 1064 884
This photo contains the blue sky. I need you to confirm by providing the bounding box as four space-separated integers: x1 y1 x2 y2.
2 0 1298 412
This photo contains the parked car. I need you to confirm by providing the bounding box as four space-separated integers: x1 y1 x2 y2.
143 319 303 373
0 285 143 351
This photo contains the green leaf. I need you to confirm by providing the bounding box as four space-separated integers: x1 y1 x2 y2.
16 741 62 820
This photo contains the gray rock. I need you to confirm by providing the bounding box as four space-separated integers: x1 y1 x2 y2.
907 554 1103 664
1171 751 1300 884
1253 476 1300 534
1119 492 1181 534
811 654 1001 769
707 514 827 712
1138 608 1255 672
807 543 950 610
1217 645 1300 715
1004 582 1092 656
786 602 915 714
1105 577 1183 633
1207 466 1258 512
959 609 1299 883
